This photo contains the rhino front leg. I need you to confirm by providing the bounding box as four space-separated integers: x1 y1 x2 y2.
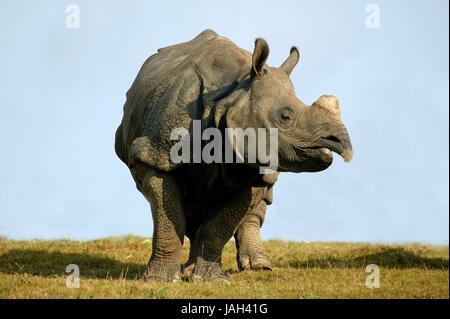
131 163 185 282
234 200 272 271
190 187 266 282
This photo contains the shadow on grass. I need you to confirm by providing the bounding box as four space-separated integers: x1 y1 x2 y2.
286 248 449 270
0 249 146 280
1 247 448 280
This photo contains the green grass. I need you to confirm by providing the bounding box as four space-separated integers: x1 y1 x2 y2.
0 235 448 299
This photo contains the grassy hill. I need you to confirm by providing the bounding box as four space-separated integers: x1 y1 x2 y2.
0 235 448 299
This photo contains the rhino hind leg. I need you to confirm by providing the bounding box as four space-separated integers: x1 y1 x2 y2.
181 217 201 275
131 163 186 282
182 200 272 275
189 187 266 283
234 200 272 271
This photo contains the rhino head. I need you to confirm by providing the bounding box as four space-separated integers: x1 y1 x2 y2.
220 38 353 173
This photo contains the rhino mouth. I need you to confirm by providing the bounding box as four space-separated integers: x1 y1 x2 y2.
320 136 353 162
281 138 349 172
300 136 352 163
284 146 333 173
302 146 333 162
319 137 343 157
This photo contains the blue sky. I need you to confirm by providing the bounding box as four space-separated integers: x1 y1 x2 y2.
0 0 448 244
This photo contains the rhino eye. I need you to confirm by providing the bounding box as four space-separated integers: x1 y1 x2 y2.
280 109 293 121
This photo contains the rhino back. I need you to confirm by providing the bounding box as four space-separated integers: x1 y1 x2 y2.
116 29 251 170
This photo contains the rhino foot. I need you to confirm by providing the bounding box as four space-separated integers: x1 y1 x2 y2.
234 201 272 271
237 250 273 271
190 257 231 283
143 260 181 283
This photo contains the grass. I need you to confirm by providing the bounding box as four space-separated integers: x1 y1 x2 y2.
0 235 448 299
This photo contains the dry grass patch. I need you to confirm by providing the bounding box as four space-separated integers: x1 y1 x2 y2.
0 236 447 299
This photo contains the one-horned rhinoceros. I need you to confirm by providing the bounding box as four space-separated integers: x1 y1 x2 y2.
115 29 353 282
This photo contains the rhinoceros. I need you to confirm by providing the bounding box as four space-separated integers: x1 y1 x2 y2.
115 29 353 282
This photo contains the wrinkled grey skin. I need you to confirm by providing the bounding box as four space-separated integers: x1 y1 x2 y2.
115 30 353 282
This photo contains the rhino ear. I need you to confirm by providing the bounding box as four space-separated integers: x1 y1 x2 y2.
251 38 269 77
280 46 300 75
